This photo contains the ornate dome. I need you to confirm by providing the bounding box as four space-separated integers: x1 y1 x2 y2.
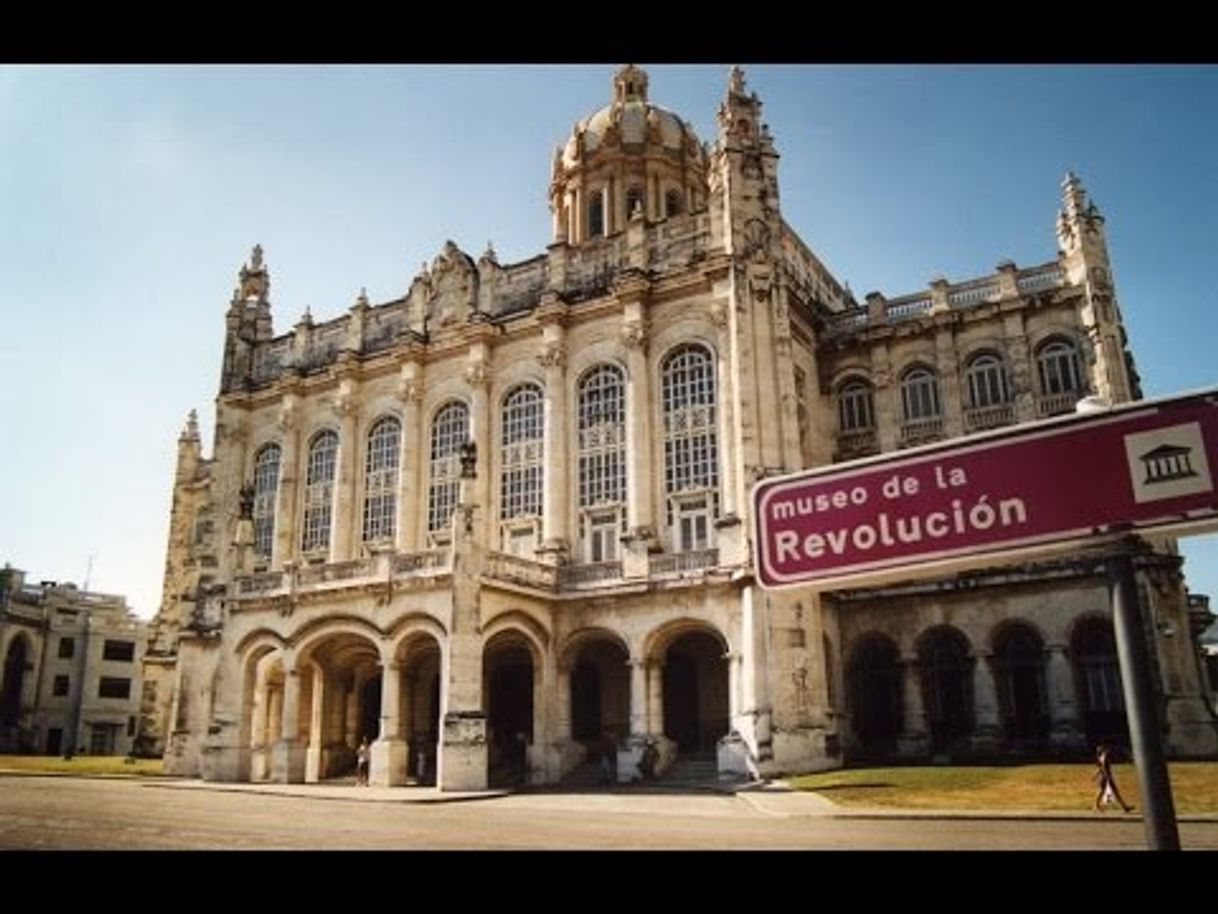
561 65 699 169
550 65 708 245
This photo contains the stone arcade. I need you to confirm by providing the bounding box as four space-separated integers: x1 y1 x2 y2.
142 66 1218 790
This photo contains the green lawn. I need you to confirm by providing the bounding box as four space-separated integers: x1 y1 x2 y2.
788 762 1218 813
0 755 165 777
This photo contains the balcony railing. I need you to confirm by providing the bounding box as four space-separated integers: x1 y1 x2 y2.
899 417 944 446
557 562 623 588
1037 391 1079 417
237 572 284 596
837 428 879 460
651 549 719 576
297 558 375 587
964 403 1016 432
392 550 449 575
482 552 558 591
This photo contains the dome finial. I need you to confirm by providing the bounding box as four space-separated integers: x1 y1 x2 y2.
613 64 649 104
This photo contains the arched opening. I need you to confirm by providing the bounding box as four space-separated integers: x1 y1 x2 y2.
994 624 1048 744
847 634 902 757
1 636 29 728
569 638 630 755
1071 617 1128 748
917 626 974 752
397 634 443 786
662 630 728 755
295 631 382 782
484 631 535 787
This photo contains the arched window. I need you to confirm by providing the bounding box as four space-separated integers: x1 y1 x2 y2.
578 365 626 563
965 352 1010 408
847 634 902 756
662 344 719 551
993 624 1047 742
1036 338 1082 396
301 430 338 554
837 378 875 432
625 185 645 220
665 189 683 218
252 445 281 559
917 626 974 751
428 402 469 535
1072 617 1127 747
500 384 544 521
589 191 605 238
362 416 401 544
900 365 941 422
578 365 626 508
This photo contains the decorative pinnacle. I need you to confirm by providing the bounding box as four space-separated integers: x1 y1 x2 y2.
180 409 200 443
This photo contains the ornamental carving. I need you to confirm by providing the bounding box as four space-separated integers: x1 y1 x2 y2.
537 343 567 370
619 322 646 350
464 361 491 388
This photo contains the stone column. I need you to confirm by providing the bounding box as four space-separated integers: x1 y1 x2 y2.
1046 642 1085 751
897 659 929 757
273 394 300 569
538 326 569 559
935 325 963 438
726 651 743 721
623 313 654 562
647 661 664 737
332 383 359 562
272 660 307 783
555 664 573 742
465 349 492 547
629 659 648 737
711 303 738 519
305 666 325 782
572 186 583 245
398 362 424 552
372 661 408 786
971 653 1002 752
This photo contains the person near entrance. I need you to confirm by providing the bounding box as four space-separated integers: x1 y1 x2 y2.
356 736 371 787
1093 743 1133 813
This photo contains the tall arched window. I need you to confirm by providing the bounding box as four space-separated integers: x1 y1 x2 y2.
662 344 719 551
252 444 281 560
917 626 974 751
965 352 1010 408
625 185 645 220
838 378 875 431
578 365 627 563
428 402 469 535
500 384 544 522
847 634 902 756
993 624 1047 742
589 191 605 238
362 416 401 544
301 430 338 554
578 365 626 507
1072 617 1127 747
901 365 941 422
1036 338 1083 396
665 189 683 218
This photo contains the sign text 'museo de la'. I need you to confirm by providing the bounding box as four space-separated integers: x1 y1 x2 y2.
752 389 1218 590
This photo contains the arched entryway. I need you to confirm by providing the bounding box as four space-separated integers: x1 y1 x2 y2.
484 631 535 787
917 626 974 753
846 633 903 757
395 633 443 785
661 630 728 755
993 623 1048 744
568 635 630 766
1071 617 1128 749
1 636 29 727
289 630 382 782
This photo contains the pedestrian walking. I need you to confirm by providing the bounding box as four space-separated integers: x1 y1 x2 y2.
1093 743 1133 813
356 736 371 787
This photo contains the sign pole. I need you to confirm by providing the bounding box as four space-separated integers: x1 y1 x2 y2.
1106 544 1180 851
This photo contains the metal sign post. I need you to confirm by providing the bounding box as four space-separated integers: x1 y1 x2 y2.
1108 546 1180 851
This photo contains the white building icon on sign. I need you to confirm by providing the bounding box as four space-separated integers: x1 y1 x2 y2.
1123 422 1213 504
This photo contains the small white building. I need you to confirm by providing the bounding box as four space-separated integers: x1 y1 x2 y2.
0 565 148 756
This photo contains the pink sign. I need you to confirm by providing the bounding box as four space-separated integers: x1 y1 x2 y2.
753 390 1218 590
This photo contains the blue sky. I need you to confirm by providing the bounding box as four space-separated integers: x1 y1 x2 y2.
1 64 1216 620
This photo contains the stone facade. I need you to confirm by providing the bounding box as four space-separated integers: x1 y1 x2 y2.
144 65 1218 789
0 565 148 756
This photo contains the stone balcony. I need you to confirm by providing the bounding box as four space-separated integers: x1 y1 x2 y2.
899 417 945 448
964 402 1016 432
231 545 724 605
1036 391 1080 417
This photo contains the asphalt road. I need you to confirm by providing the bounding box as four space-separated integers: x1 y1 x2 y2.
3 775 1217 851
